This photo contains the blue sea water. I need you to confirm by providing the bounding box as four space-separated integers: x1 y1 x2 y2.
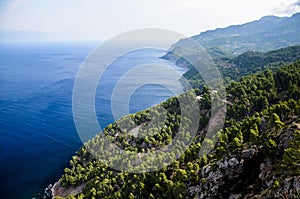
0 42 186 199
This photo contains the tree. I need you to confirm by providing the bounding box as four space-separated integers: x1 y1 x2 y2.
281 130 300 175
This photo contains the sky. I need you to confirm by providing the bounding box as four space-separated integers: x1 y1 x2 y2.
0 0 300 42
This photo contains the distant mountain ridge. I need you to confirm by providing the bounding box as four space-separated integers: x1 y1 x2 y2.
163 12 300 60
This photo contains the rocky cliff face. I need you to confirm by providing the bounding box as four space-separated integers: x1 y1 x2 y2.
188 123 300 199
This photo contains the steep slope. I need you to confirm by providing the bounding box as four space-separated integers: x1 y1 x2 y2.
50 61 300 199
184 45 300 88
163 12 300 60
224 45 300 78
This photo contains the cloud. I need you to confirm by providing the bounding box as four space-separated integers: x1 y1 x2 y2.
7 0 27 11
1 0 298 41
293 0 300 6
272 0 300 15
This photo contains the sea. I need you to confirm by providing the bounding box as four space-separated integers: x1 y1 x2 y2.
0 41 187 199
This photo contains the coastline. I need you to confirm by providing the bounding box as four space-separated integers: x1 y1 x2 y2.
50 180 85 198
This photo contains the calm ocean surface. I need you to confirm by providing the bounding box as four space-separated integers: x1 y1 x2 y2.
0 42 186 199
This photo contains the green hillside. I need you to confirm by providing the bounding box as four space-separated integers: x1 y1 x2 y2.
51 61 300 199
163 13 300 60
185 45 300 88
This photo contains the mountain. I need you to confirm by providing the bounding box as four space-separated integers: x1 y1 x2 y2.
185 45 300 88
45 13 300 199
49 61 300 199
223 45 300 79
163 12 300 60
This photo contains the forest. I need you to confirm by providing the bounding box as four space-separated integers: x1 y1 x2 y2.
52 58 300 198
184 45 300 88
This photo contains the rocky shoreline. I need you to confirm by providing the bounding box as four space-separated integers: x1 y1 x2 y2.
50 180 85 198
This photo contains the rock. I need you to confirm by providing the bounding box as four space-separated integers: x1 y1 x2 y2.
196 96 203 101
275 176 300 198
293 176 300 190
229 193 242 199
51 180 85 198
228 157 239 167
259 117 268 131
201 165 211 176
241 148 256 159
188 185 200 194
259 161 272 180
42 185 52 199
193 156 246 198
283 178 292 192
218 159 228 170
278 129 294 149
207 171 223 182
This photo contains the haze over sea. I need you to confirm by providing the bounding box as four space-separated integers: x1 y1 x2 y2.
0 42 186 199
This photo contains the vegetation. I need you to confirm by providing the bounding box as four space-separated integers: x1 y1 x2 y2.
52 60 300 198
184 45 300 88
163 13 300 60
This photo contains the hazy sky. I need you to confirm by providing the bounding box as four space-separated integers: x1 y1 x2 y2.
0 0 300 41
